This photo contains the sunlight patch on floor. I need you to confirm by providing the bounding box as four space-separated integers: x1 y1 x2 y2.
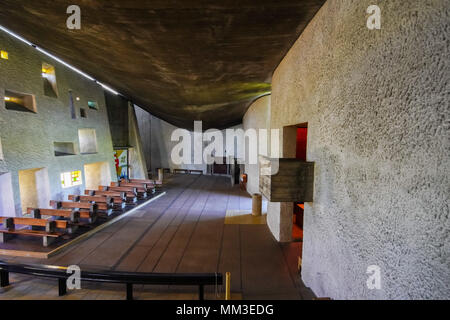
224 210 266 225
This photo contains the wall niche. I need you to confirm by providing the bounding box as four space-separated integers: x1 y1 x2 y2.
54 142 76 156
42 62 58 98
4 89 37 113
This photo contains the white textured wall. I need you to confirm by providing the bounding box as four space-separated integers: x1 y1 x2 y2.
242 95 271 195
265 0 449 299
150 115 242 174
84 161 111 190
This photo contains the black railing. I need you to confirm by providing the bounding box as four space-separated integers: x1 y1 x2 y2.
0 260 222 300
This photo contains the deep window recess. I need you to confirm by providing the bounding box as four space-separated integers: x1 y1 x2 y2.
88 101 98 110
42 63 58 97
54 142 76 156
4 90 37 113
80 108 87 118
1 50 8 60
68 90 76 119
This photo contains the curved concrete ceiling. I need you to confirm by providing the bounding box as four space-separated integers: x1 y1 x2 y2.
0 0 324 129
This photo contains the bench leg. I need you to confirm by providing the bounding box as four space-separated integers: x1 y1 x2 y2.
67 225 78 234
0 270 9 287
43 236 55 247
58 278 67 296
0 233 12 244
126 283 133 300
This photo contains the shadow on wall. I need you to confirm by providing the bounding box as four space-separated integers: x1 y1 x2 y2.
151 117 170 171
0 172 15 217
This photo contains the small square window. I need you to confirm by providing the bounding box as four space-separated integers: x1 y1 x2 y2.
1 50 8 60
88 101 98 110
61 170 82 188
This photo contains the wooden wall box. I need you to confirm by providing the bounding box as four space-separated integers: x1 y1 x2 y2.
259 156 314 202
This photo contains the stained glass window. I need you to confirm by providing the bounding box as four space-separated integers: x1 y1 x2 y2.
61 170 82 188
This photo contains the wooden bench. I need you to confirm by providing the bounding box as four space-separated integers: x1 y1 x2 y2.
111 181 153 193
113 181 156 194
189 169 203 175
155 168 171 174
27 208 80 230
128 178 163 185
49 201 97 223
173 169 189 173
173 169 188 174
85 190 135 205
0 217 67 247
68 195 114 216
101 185 147 200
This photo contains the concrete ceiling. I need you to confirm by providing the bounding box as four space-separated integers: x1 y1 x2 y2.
0 0 325 129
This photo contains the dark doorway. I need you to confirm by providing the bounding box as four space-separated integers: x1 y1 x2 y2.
293 125 307 247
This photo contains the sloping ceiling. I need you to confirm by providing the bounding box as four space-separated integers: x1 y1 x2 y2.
0 0 325 129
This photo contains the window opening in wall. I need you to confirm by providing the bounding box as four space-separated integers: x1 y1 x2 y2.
80 108 87 118
78 128 98 154
68 90 76 119
54 142 76 156
1 50 8 60
4 90 37 113
42 62 58 98
61 170 82 188
88 101 98 110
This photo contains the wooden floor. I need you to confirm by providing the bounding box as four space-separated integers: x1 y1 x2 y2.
0 174 315 300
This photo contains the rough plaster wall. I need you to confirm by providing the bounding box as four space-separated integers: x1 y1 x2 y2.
134 105 152 171
269 0 449 299
127 104 148 179
149 116 207 173
84 161 111 190
242 95 271 195
78 128 98 154
0 31 117 215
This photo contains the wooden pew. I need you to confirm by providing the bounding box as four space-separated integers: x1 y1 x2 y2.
173 168 188 174
189 169 203 175
49 201 97 223
127 178 162 185
68 195 114 216
85 190 135 206
110 181 151 193
0 217 67 247
27 207 79 223
101 185 147 200
113 181 156 194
